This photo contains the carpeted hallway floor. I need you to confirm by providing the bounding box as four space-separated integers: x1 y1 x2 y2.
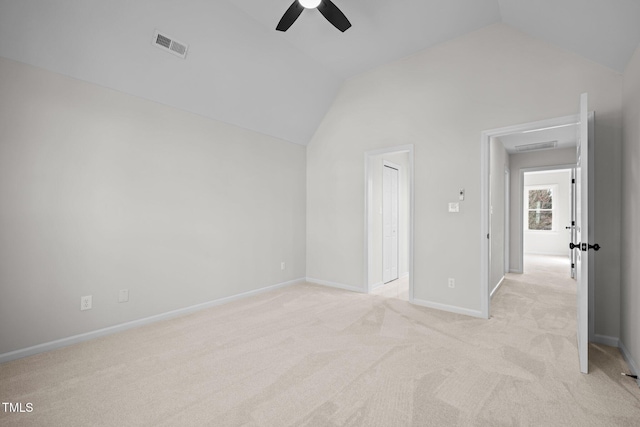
1 256 639 426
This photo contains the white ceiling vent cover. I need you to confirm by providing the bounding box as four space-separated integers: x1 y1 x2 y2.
515 140 558 152
152 30 188 59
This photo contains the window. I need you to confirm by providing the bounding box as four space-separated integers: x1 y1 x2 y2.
527 187 554 231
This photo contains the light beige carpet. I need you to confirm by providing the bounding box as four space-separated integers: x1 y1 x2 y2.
1 256 639 426
370 276 409 300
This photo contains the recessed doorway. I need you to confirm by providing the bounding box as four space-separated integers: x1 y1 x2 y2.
364 145 414 301
481 114 580 318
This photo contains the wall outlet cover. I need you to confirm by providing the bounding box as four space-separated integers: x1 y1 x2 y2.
81 295 92 311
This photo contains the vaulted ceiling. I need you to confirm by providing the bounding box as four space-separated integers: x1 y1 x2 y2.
1 0 639 145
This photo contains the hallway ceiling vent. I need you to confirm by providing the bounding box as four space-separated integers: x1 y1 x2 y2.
152 30 188 59
514 141 558 152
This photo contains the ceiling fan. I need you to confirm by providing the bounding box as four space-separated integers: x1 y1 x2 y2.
276 0 351 32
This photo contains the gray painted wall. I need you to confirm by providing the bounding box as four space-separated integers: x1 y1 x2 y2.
621 45 640 378
307 24 623 318
0 57 307 355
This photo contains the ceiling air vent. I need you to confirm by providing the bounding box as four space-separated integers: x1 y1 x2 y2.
152 30 188 59
515 141 558 152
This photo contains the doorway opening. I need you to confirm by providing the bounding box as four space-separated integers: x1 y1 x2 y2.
522 168 575 278
480 114 579 318
482 95 594 374
364 145 414 301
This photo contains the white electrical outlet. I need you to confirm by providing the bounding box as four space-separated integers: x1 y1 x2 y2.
448 278 455 289
118 289 129 303
80 295 92 311
281 262 286 271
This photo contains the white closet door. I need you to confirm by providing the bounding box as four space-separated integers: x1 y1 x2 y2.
383 164 399 283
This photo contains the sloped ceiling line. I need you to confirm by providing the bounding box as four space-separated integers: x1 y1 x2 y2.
0 0 639 145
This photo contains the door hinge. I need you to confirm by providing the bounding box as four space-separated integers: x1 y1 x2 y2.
572 220 575 226
487 233 490 239
572 178 576 184
571 263 575 268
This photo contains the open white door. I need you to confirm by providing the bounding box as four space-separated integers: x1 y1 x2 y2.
573 93 597 374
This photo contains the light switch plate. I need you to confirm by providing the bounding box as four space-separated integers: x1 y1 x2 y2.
118 289 129 303
448 202 460 213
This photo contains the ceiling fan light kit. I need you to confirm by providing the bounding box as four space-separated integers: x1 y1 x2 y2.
276 0 351 32
299 0 321 8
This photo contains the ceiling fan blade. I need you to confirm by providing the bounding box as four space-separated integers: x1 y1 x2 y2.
317 0 351 32
276 1 304 32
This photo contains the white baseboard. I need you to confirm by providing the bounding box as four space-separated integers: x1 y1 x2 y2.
509 269 523 274
490 276 505 299
619 340 640 388
0 277 305 364
411 298 484 318
591 334 620 348
306 277 365 293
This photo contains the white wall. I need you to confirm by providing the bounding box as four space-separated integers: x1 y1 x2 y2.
307 23 623 327
621 45 640 378
0 57 307 356
523 170 572 256
370 152 410 287
490 138 508 294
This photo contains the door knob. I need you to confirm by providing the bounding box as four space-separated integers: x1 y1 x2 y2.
570 242 601 251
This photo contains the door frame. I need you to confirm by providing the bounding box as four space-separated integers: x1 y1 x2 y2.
480 114 579 318
364 145 414 299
